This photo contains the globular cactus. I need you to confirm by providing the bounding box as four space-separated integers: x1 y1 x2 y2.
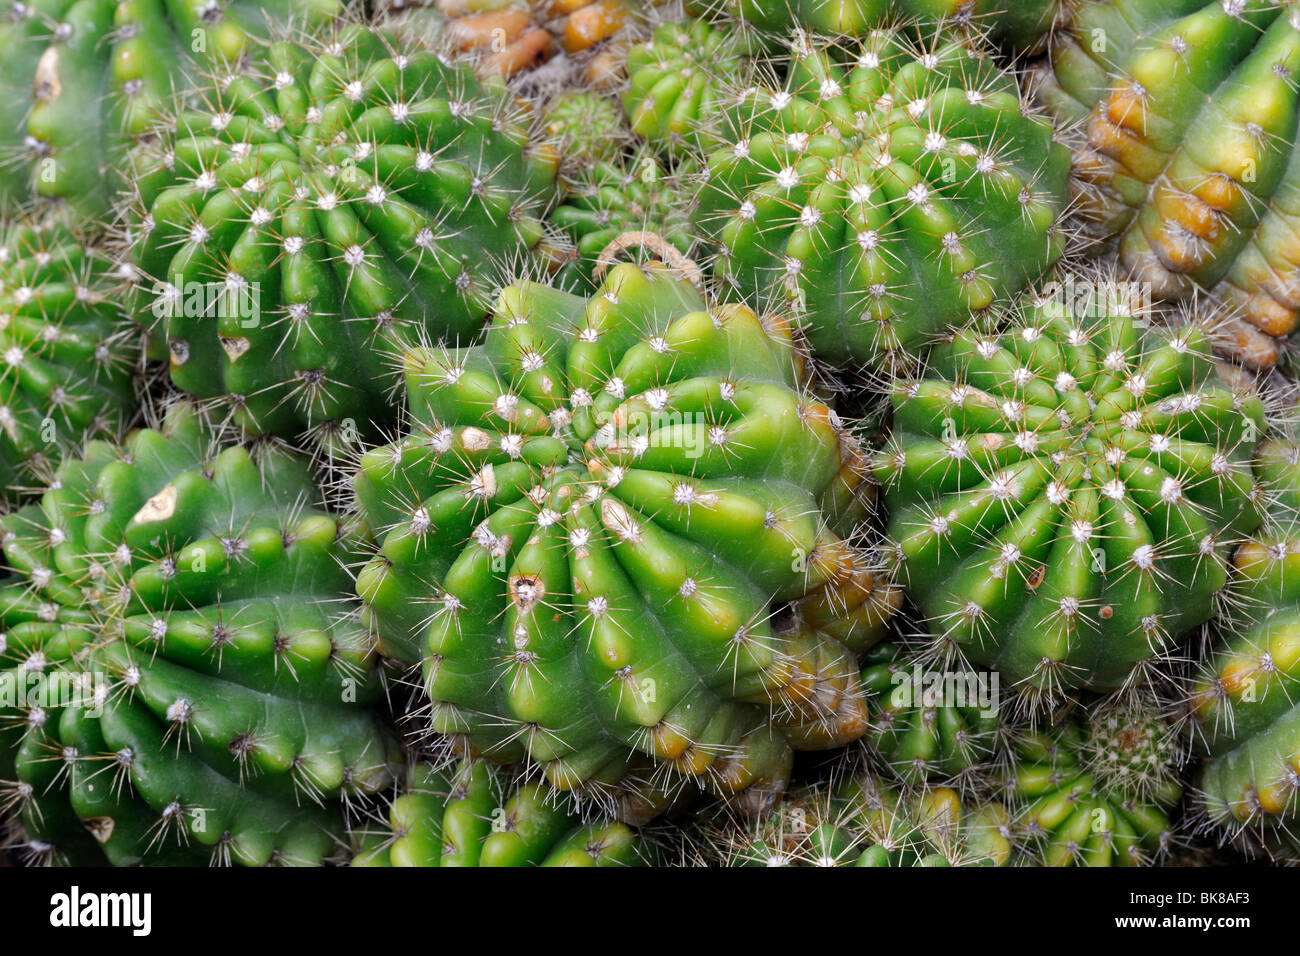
1190 430 1300 860
1000 706 1181 866
692 26 1071 371
354 261 898 819
875 285 1265 701
684 0 1064 52
623 18 749 156
542 91 629 177
1037 0 1300 370
708 772 1012 866
350 758 651 865
548 150 697 290
122 21 559 447
0 217 139 494
859 641 1004 788
0 402 402 866
0 0 345 220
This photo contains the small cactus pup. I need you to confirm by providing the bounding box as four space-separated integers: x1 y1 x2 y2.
0 0 346 220
875 282 1266 703
858 640 1005 789
123 20 560 448
350 758 652 865
542 91 629 180
684 0 1063 52
0 401 402 865
693 27 1071 373
0 216 140 495
1036 0 1300 371
1001 705 1182 866
547 150 698 291
623 18 750 156
1189 432 1300 860
711 772 1012 866
354 261 895 819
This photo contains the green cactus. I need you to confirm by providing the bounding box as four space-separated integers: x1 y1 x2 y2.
1190 431 1300 860
1000 708 1181 866
623 18 750 156
875 285 1265 699
0 0 346 220
711 773 1012 866
859 641 1004 787
691 26 1070 371
0 217 140 494
0 402 402 866
124 20 560 446
1037 0 1300 371
548 150 697 292
350 759 652 866
543 91 628 178
684 0 1063 52
354 261 897 818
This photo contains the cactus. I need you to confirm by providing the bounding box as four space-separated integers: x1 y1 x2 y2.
708 773 1012 866
1037 0 1300 370
683 0 1063 52
0 217 140 494
691 26 1070 371
548 150 697 291
1000 707 1181 866
859 641 1004 788
350 758 651 865
623 18 750 156
123 21 559 446
1190 430 1300 860
0 0 345 220
0 402 402 866
875 285 1265 700
354 261 897 818
543 91 629 178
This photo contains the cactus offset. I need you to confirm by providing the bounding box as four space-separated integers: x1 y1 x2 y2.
623 18 750 156
123 21 559 446
351 758 651 865
692 26 1070 371
708 772 1012 866
548 150 697 291
876 285 1264 701
1001 707 1181 866
355 262 895 818
859 641 1004 788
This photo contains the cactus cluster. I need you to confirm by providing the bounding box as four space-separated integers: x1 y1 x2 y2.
2 0 1299 876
